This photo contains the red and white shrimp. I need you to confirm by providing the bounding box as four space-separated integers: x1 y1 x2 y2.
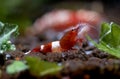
30 25 80 54
31 9 105 41
33 9 104 34
26 23 97 54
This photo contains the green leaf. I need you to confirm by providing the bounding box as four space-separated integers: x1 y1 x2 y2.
26 56 63 77
100 22 110 41
87 22 120 58
87 36 120 58
0 21 19 53
6 61 28 74
100 22 120 48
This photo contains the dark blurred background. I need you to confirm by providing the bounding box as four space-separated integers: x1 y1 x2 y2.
0 0 120 34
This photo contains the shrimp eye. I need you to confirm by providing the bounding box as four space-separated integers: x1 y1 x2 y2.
72 28 74 31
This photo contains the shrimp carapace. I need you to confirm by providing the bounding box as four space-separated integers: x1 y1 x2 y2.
60 26 80 50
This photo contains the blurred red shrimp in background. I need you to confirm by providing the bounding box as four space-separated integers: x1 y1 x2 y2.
32 9 105 40
33 9 76 32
